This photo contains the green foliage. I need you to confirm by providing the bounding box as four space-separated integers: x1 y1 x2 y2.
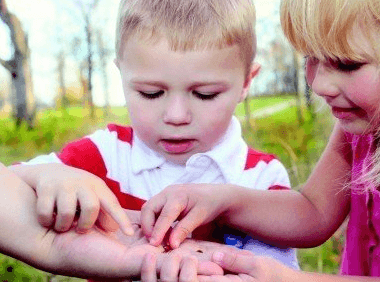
0 107 130 165
0 101 340 280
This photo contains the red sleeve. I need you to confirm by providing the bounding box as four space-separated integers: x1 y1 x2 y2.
58 138 145 210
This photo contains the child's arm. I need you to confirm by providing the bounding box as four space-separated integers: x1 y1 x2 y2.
220 123 351 247
198 250 380 282
142 123 351 248
0 163 143 278
0 165 225 279
9 163 134 235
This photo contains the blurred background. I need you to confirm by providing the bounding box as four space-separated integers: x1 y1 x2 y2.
0 0 343 281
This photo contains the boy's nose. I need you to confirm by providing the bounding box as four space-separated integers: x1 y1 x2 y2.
311 64 340 99
163 94 192 125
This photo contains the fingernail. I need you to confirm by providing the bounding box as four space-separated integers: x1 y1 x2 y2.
212 252 224 263
172 240 179 249
149 237 157 245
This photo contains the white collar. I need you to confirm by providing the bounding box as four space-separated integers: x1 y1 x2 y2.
131 116 248 182
131 134 167 174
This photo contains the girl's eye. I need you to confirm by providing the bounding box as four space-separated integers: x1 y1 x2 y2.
328 58 366 72
138 90 164 99
193 91 219 100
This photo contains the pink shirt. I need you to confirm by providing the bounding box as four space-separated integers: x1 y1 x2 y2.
341 133 380 276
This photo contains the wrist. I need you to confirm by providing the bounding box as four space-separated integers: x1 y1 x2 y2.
277 263 299 282
217 185 248 224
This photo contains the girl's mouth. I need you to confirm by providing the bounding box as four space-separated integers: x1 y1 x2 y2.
331 107 364 120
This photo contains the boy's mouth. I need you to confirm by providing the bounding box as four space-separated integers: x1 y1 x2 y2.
160 139 195 154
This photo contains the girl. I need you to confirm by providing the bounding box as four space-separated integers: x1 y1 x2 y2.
139 0 380 280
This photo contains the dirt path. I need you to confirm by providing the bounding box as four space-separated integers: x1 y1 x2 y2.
237 100 296 119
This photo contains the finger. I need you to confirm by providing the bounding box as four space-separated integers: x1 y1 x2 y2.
141 253 157 282
150 200 186 246
197 261 224 276
55 193 77 232
225 274 245 282
198 275 228 282
170 208 206 248
179 255 198 282
140 196 167 239
76 189 100 233
36 192 56 227
96 209 119 232
212 251 254 275
160 253 182 282
98 191 134 236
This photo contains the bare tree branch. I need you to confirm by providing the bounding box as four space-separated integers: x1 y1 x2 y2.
0 58 14 71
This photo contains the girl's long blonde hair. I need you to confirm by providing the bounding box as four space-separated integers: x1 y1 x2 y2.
281 0 380 63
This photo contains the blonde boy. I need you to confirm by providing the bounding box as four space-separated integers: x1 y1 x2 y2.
11 0 299 274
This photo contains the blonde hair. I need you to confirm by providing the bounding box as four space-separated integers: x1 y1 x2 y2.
115 0 257 75
280 0 380 63
281 0 380 190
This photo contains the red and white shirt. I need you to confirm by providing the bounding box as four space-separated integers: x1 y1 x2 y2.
25 117 299 269
26 117 290 208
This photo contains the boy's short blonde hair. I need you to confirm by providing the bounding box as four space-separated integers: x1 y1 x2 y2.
115 0 257 75
281 0 380 63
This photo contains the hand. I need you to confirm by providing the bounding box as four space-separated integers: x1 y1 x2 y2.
141 240 230 282
198 250 292 282
48 212 224 280
0 163 226 280
141 253 199 282
32 163 134 235
141 183 233 248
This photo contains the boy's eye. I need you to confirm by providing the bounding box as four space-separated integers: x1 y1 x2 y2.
327 58 366 72
193 91 219 101
138 90 165 99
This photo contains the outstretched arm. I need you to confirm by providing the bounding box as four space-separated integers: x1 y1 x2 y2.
142 124 351 249
198 250 380 282
0 163 153 279
0 163 224 279
216 123 352 248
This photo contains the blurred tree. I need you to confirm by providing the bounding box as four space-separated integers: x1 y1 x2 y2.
96 30 111 116
291 49 304 125
303 57 315 119
56 84 85 107
73 0 100 119
0 0 35 128
56 49 68 110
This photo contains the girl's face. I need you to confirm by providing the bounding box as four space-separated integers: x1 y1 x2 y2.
306 31 380 135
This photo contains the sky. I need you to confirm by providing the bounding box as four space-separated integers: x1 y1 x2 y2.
0 0 290 107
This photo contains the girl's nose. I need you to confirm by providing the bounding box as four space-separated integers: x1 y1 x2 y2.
311 64 340 99
163 94 192 125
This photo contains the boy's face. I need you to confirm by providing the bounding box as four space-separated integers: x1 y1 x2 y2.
116 38 259 165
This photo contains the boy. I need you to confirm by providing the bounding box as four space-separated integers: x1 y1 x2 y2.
10 0 299 273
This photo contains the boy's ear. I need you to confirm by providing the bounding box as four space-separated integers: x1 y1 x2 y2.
239 63 261 102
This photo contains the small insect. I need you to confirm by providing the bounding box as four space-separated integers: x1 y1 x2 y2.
162 227 174 253
196 250 203 253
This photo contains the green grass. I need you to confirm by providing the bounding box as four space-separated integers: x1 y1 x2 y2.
235 95 296 117
0 97 341 280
